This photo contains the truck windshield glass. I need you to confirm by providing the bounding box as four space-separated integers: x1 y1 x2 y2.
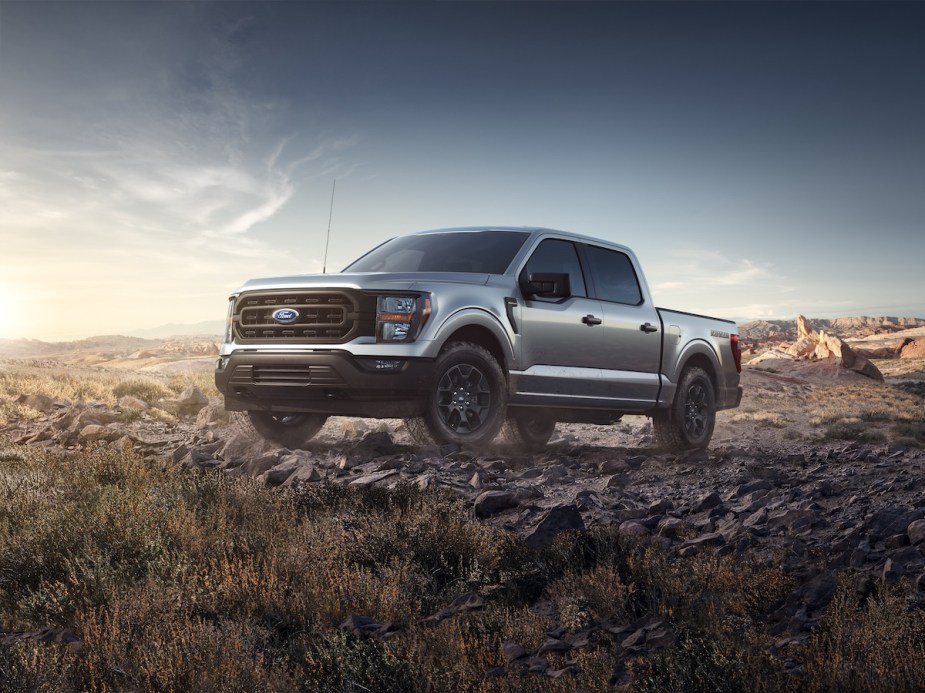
343 230 530 274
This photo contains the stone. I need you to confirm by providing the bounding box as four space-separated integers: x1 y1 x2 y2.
768 509 819 533
907 519 925 546
901 339 925 359
656 517 686 539
170 386 210 417
692 491 722 513
503 640 527 662
868 509 925 542
196 403 230 429
349 469 398 487
474 490 519 518
524 504 585 550
262 458 304 486
618 520 649 537
219 433 280 468
599 458 629 474
117 395 149 411
537 638 572 655
241 452 285 477
345 431 399 465
425 592 485 623
16 393 55 413
78 424 112 443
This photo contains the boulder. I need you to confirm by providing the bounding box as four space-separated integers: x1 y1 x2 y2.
196 403 230 429
159 387 209 417
524 504 585 550
78 424 113 444
15 394 55 413
901 339 925 359
117 395 149 411
474 490 519 518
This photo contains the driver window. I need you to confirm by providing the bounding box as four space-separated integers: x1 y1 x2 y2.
521 239 587 297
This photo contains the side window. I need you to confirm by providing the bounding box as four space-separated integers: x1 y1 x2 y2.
520 239 587 298
584 245 643 305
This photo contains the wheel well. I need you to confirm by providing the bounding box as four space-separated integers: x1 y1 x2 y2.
680 353 717 391
440 326 506 368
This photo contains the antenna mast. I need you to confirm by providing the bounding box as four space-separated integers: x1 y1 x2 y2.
322 179 336 273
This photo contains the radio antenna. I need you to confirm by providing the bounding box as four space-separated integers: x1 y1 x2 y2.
322 179 336 273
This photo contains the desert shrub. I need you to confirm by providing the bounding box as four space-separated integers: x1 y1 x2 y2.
892 420 925 445
822 421 888 443
111 378 172 403
631 623 788 693
798 579 925 691
730 411 790 427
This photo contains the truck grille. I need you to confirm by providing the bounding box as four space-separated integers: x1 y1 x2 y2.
233 291 376 344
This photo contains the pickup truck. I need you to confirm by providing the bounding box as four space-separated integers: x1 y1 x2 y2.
215 227 742 451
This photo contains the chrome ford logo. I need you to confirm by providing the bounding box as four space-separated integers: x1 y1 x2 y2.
272 308 299 324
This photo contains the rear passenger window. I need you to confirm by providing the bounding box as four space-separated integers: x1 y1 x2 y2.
584 245 642 305
520 239 587 298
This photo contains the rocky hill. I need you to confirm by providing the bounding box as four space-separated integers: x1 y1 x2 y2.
739 316 925 347
0 335 219 370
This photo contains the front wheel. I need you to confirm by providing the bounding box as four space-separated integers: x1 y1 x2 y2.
421 342 507 448
652 366 716 452
239 410 328 449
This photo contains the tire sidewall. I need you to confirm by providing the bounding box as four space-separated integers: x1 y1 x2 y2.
423 343 507 447
245 410 327 449
673 367 716 450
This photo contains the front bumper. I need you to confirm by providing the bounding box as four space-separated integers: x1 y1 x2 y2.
215 350 434 418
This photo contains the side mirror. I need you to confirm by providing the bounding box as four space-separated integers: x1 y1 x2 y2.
521 272 571 299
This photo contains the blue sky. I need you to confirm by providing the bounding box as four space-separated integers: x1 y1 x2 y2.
0 1 922 340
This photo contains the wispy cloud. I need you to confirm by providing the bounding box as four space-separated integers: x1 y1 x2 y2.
0 5 359 339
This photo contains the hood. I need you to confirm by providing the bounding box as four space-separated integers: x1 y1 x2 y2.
233 271 496 295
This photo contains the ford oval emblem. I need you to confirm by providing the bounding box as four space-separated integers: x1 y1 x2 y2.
272 308 299 324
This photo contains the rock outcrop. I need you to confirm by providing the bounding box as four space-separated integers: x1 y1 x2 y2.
781 315 883 381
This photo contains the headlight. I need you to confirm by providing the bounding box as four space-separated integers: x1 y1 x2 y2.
376 294 431 343
224 296 236 343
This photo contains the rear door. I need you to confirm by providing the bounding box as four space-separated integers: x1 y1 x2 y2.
580 243 662 406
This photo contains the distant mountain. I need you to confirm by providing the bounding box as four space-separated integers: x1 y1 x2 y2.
125 320 225 339
739 316 925 343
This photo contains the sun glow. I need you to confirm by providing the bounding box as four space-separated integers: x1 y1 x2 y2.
0 284 22 338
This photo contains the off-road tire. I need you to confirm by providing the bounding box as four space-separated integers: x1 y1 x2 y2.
404 417 434 446
238 410 328 449
652 366 716 452
421 342 507 448
503 413 556 452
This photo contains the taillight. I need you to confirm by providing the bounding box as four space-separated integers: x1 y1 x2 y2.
730 334 742 373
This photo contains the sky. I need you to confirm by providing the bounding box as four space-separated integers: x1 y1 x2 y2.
0 0 923 341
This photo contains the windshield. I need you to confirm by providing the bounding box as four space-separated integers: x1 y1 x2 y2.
343 230 531 274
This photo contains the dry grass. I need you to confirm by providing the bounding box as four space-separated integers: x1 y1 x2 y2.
0 366 218 426
2 443 925 690
805 382 925 446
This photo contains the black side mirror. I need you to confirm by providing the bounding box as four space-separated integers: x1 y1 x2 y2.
521 272 571 299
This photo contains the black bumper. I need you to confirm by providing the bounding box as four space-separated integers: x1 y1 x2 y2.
215 350 434 418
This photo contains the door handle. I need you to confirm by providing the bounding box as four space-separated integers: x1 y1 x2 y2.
582 314 602 326
640 322 658 333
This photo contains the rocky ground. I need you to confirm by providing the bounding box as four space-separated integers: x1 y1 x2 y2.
3 342 925 661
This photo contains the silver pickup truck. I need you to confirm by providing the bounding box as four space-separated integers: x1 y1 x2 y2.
215 227 742 451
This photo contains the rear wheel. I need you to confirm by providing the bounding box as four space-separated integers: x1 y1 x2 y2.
503 413 556 452
652 366 716 452
240 410 328 449
421 342 506 448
